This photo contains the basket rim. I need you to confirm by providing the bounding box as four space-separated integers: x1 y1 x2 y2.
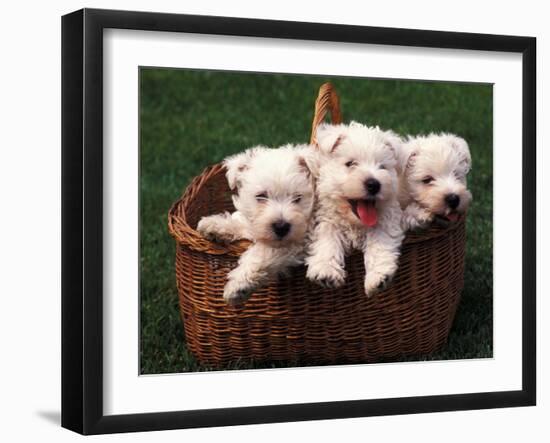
168 162 466 255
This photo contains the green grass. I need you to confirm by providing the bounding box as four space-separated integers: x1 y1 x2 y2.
139 68 493 374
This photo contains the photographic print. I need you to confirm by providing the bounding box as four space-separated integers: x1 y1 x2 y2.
62 9 535 434
140 69 493 374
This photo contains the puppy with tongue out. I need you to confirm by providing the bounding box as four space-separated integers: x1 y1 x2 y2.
305 122 405 296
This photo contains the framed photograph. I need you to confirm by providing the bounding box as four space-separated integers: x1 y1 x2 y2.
62 8 536 435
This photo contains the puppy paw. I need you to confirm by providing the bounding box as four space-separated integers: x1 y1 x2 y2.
306 262 346 289
364 272 393 297
401 206 434 232
196 217 217 237
197 216 230 243
223 280 253 306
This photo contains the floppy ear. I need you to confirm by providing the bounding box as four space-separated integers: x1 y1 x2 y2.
448 135 472 173
224 147 259 190
315 123 346 154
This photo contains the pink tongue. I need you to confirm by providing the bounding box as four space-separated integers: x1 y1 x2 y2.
357 200 378 227
447 212 459 222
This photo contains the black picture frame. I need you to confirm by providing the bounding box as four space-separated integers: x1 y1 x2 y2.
61 8 536 435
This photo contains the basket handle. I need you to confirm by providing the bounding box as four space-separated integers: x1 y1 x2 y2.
310 82 343 145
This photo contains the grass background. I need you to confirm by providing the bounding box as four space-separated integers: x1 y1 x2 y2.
140 68 493 374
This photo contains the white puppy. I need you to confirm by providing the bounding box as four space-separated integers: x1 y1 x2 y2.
197 144 315 305
397 133 472 230
305 122 405 296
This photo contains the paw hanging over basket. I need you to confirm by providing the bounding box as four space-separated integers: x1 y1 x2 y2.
168 83 466 368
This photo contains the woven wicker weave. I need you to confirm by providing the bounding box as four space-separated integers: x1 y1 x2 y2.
168 83 466 368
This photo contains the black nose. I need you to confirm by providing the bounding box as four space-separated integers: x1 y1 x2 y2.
365 178 381 195
445 193 460 210
272 221 291 238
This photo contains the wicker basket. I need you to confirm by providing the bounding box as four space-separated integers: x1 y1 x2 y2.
168 83 466 368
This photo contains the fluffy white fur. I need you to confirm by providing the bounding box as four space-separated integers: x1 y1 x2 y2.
197 144 315 305
397 133 472 230
305 122 405 296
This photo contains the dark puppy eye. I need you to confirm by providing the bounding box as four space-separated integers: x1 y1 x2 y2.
379 164 386 170
255 192 268 201
422 176 434 184
345 160 357 168
292 195 302 204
